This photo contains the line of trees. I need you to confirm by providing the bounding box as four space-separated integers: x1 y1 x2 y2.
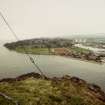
4 38 73 50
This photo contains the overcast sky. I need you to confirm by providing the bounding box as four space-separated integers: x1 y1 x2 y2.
0 0 105 40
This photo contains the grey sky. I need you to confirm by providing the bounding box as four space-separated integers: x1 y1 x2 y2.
0 0 105 40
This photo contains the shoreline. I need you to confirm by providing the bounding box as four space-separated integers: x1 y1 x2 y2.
4 38 105 64
12 50 104 65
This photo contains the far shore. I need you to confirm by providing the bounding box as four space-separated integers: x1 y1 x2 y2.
4 38 104 64
11 47 103 64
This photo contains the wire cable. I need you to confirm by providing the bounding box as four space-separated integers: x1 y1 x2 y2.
0 11 46 79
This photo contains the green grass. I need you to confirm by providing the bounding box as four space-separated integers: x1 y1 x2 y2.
0 96 15 105
15 45 90 55
0 78 104 105
70 47 90 54
15 46 51 55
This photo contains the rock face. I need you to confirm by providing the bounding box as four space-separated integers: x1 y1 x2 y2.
88 84 105 102
16 72 42 81
0 72 42 83
70 77 86 85
0 72 105 105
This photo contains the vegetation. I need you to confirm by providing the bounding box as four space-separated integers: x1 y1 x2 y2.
0 96 15 105
0 73 105 105
4 38 73 50
4 38 103 63
70 47 90 54
15 46 51 55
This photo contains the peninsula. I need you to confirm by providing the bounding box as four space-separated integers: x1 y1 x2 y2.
4 38 104 63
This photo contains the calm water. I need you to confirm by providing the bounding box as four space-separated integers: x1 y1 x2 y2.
0 41 105 91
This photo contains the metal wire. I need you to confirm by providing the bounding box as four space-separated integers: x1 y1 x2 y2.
0 11 46 79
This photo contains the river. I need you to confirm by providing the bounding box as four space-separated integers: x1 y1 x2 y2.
0 41 105 91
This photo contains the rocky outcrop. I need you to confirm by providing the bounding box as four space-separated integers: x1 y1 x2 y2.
16 72 42 81
70 77 86 85
88 84 105 102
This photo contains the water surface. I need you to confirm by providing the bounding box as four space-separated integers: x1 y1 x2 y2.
0 41 105 91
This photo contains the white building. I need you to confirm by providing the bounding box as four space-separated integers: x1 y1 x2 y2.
74 39 86 43
74 44 105 55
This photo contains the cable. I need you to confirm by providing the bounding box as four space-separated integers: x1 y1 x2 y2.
0 11 19 41
0 11 46 79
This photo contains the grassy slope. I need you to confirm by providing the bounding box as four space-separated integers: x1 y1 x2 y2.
0 77 104 105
